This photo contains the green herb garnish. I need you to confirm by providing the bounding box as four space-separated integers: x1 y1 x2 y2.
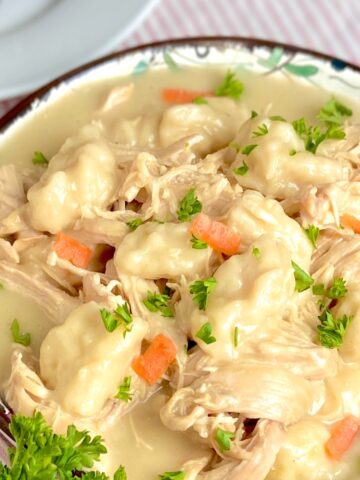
126 218 143 231
327 277 347 299
317 98 352 127
11 319 31 346
215 427 235 452
177 189 202 222
189 277 217 310
196 322 216 345
233 161 249 176
115 376 133 402
0 411 126 479
289 148 297 156
251 110 258 118
304 224 320 248
270 115 286 122
292 117 346 154
191 235 208 249
292 261 314 292
143 291 174 317
32 151 49 166
192 96 208 105
312 283 325 296
100 303 133 336
252 247 261 259
158 471 185 480
242 144 258 155
229 141 241 152
252 123 268 137
215 71 244 100
318 309 352 349
233 326 240 347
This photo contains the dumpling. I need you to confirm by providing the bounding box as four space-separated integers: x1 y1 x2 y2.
189 235 295 361
27 125 119 233
231 116 351 199
39 301 147 416
114 222 213 280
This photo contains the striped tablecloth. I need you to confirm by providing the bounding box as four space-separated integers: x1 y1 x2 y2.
1 0 359 117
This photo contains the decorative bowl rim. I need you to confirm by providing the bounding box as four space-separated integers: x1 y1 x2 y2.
0 35 359 131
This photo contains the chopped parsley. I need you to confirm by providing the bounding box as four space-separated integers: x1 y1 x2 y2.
292 117 346 154
289 148 297 156
177 188 202 222
100 303 133 336
304 224 320 248
318 309 352 349
233 161 249 176
32 151 49 166
292 261 314 292
327 277 347 299
158 471 185 480
312 277 347 300
191 234 208 249
11 318 31 346
126 218 143 231
270 115 286 122
0 411 126 479
214 71 244 100
312 283 325 296
252 247 261 259
215 427 235 452
192 96 208 105
196 322 216 345
233 326 240 347
317 98 352 127
143 291 174 317
251 110 258 118
189 277 217 310
242 144 258 155
252 123 268 137
115 376 133 402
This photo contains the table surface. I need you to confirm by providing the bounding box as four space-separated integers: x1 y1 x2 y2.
1 0 359 117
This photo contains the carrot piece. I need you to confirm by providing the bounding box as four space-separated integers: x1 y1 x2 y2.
162 88 213 104
341 214 360 234
325 416 359 460
132 334 177 385
190 213 241 256
52 232 92 269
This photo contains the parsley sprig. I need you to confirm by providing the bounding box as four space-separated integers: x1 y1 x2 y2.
292 261 314 292
318 309 352 349
252 123 268 137
191 235 208 249
143 291 174 317
196 322 216 344
0 411 126 479
115 376 133 402
32 151 49 166
100 303 133 336
214 71 244 100
189 277 217 310
11 319 31 346
312 277 347 300
177 189 202 222
317 98 352 127
215 427 235 452
158 471 185 480
304 224 320 248
233 161 249 176
126 218 143 231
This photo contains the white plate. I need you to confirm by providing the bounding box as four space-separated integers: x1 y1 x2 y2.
0 0 158 100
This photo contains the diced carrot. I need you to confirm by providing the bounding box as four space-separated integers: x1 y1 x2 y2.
325 416 360 460
52 232 92 269
190 213 241 256
132 334 177 385
162 88 213 104
341 214 360 234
